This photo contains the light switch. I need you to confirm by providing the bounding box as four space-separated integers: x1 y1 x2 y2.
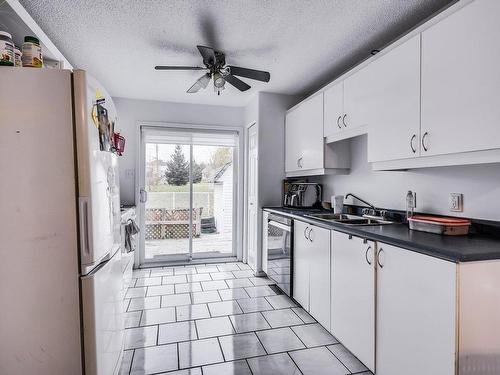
449 193 463 212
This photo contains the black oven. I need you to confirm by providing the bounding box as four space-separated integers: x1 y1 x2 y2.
264 213 293 297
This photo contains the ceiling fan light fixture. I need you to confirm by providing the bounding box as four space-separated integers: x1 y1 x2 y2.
213 72 226 89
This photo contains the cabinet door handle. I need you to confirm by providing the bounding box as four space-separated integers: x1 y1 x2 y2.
422 132 429 152
297 157 303 168
304 226 309 240
342 114 348 127
365 246 373 265
377 248 385 268
308 228 314 242
410 134 417 153
337 116 342 129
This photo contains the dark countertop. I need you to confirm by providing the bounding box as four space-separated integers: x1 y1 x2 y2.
264 207 500 263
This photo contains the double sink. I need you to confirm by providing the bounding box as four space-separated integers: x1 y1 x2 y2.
304 213 394 226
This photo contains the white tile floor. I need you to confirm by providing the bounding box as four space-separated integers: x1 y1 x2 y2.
120 261 373 375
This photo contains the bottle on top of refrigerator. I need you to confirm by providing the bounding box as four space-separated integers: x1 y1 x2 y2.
0 31 15 66
14 46 22 67
22 36 43 68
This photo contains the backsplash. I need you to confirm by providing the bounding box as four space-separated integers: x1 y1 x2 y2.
315 135 500 221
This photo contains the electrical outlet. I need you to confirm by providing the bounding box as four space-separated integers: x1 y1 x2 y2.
449 193 463 212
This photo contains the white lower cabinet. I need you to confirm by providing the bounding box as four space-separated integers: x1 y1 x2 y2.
308 225 331 330
293 220 311 310
376 243 456 375
293 221 331 329
331 231 375 372
292 224 494 375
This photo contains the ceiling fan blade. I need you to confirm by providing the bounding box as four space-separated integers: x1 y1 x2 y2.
224 74 251 92
227 66 270 82
155 66 206 70
197 45 216 64
187 73 211 93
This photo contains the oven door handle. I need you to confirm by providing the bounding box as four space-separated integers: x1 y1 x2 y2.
268 220 292 232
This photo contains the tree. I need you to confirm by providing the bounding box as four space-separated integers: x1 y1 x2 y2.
209 147 232 169
165 145 189 185
192 161 205 184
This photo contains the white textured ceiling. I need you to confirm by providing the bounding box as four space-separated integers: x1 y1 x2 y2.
20 0 453 106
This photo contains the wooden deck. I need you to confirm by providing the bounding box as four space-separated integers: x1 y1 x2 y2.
145 232 232 258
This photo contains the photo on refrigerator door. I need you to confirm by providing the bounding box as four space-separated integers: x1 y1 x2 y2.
142 131 237 262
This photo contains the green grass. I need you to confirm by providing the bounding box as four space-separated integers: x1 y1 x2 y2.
149 183 214 193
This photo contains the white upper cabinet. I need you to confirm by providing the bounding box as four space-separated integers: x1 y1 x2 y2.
421 0 500 157
286 93 350 177
323 71 370 141
285 94 324 173
367 35 421 163
343 66 372 131
284 106 303 173
376 243 456 375
323 82 344 137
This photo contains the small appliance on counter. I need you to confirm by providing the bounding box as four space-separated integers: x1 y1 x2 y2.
283 181 322 209
408 215 471 236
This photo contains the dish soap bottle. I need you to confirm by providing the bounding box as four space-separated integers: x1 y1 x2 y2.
406 190 416 221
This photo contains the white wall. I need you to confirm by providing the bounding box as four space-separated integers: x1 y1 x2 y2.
317 135 500 221
244 92 301 270
114 97 246 205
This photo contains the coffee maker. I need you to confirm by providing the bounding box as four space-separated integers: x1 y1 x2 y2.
283 181 322 208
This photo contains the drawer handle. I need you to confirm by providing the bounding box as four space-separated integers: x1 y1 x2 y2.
297 157 303 168
308 228 314 242
377 248 385 268
422 132 429 152
337 116 342 129
304 226 309 240
410 134 417 153
342 114 348 127
365 246 373 265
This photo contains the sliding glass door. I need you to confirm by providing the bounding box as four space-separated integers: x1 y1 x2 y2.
139 126 238 264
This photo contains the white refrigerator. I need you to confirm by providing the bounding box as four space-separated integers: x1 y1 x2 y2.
0 68 124 375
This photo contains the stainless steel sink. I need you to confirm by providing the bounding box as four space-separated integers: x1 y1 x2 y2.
304 213 393 226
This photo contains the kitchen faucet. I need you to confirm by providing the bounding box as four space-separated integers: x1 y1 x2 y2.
345 193 376 211
345 193 387 219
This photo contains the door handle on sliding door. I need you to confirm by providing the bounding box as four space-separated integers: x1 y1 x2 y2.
140 188 148 203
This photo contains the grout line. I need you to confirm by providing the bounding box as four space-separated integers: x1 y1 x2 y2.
176 342 180 371
216 336 226 362
288 325 308 349
286 351 304 375
193 317 200 340
226 311 238 334
245 358 255 375
258 310 273 329
127 349 135 375
252 330 268 355
138 309 144 327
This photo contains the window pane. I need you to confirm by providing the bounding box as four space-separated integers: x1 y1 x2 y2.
144 142 190 260
191 145 233 256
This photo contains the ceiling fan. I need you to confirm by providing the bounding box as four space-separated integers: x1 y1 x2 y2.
155 45 270 95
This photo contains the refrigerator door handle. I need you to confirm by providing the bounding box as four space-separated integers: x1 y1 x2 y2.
79 197 91 256
140 188 148 203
